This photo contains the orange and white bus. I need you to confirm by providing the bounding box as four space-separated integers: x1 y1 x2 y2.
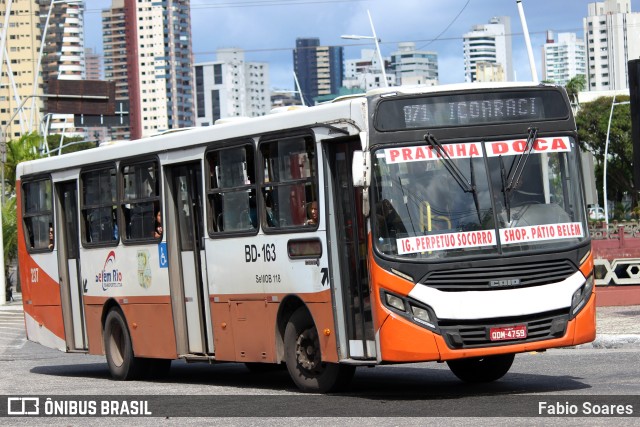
16 82 595 392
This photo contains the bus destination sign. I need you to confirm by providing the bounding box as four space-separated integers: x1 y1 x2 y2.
375 90 569 130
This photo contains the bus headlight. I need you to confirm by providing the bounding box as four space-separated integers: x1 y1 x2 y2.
410 305 435 328
571 275 594 317
385 293 406 312
382 290 438 331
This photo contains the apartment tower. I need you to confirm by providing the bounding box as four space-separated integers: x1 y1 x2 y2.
463 16 513 83
542 31 587 86
583 0 640 90
0 0 43 140
194 48 270 126
39 0 86 136
102 0 194 140
293 38 343 105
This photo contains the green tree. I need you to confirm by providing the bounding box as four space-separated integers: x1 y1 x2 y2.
46 134 95 155
575 96 633 207
2 197 17 266
565 74 586 107
3 132 44 195
2 132 45 289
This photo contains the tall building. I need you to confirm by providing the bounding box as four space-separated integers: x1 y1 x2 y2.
390 42 438 86
102 0 130 140
293 38 343 105
0 0 43 140
39 0 86 136
583 0 640 91
85 47 102 80
475 62 505 83
102 0 194 140
343 48 394 90
194 49 270 126
542 31 587 86
463 16 513 83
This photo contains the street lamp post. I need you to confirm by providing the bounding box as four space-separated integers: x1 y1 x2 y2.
341 10 388 88
603 94 631 226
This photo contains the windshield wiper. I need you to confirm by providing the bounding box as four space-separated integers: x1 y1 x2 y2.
424 133 482 224
469 154 482 224
501 126 538 222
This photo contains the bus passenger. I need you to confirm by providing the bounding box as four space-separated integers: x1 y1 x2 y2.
48 224 54 250
154 210 163 239
306 201 319 225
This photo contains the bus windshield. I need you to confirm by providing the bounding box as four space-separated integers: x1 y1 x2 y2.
372 135 587 260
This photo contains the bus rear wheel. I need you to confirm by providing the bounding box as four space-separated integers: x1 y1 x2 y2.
104 308 147 380
284 308 355 393
446 353 515 383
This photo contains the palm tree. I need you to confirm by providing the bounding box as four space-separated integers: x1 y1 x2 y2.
2 132 44 289
2 197 17 266
3 132 44 196
564 75 587 109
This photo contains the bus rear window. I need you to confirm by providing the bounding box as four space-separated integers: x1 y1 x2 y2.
22 178 53 251
374 90 569 131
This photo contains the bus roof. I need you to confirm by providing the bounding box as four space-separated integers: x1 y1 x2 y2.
17 96 366 179
364 81 556 98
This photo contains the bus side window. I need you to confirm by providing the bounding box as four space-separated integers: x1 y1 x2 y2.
259 135 318 230
120 160 161 242
263 188 278 227
81 165 118 246
22 178 54 251
207 143 257 235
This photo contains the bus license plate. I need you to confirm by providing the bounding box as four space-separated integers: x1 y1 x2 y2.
489 325 527 342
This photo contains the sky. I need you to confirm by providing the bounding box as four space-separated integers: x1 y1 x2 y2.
84 0 596 90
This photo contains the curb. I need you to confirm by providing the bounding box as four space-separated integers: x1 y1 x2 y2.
584 334 640 349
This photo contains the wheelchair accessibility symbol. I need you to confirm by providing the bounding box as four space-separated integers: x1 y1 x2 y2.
159 242 168 268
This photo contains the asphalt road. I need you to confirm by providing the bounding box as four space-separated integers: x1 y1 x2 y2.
1 304 640 425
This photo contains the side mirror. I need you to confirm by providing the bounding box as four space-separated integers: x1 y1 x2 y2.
351 150 369 188
352 150 370 217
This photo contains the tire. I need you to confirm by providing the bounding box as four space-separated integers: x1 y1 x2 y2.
284 308 355 393
446 353 515 383
103 308 147 380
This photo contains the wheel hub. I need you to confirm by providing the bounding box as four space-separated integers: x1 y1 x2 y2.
295 327 321 371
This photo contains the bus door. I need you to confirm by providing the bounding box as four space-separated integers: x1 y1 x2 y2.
326 140 375 360
166 162 212 355
55 180 87 350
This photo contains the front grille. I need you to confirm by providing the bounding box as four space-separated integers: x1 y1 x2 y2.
438 309 570 349
421 259 577 291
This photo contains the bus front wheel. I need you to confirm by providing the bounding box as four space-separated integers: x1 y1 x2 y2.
104 308 147 380
284 308 355 392
446 353 515 383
